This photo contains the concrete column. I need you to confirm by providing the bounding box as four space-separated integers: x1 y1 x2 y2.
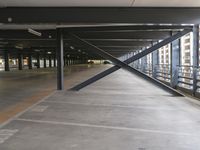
36 53 40 69
193 25 199 95
4 50 10 71
170 39 181 88
152 50 159 79
53 55 56 67
28 53 32 69
18 52 23 70
136 50 140 69
43 53 46 68
63 56 66 67
56 28 64 90
49 55 52 68
141 49 147 73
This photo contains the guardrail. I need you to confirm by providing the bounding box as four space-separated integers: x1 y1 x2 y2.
155 64 171 83
134 63 200 97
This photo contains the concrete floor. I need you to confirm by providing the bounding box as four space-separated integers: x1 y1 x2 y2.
0 65 200 149
0 64 106 123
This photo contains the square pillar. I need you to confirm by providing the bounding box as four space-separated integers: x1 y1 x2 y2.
56 28 64 90
170 39 181 88
141 49 147 73
49 55 52 68
193 25 199 95
53 55 56 67
43 52 47 68
36 53 40 69
28 53 32 69
152 50 159 79
4 50 10 71
18 52 23 70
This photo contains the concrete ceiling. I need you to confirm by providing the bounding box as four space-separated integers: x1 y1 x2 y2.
1 0 200 7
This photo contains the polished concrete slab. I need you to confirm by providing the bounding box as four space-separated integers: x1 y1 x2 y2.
1 66 200 149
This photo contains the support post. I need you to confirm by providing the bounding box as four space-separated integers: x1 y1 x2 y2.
193 25 199 95
43 52 46 68
56 28 64 90
170 39 181 88
53 55 56 67
152 50 159 79
64 56 66 67
4 50 9 71
18 52 23 70
141 54 147 73
49 55 52 68
36 53 40 69
28 53 32 69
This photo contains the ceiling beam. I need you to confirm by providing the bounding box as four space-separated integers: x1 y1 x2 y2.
1 7 200 24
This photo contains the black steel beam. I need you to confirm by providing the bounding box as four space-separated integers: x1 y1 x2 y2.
53 55 56 67
28 53 32 69
43 52 47 68
63 25 193 32
70 29 191 95
68 33 186 96
18 52 23 70
0 30 171 40
56 28 64 90
4 50 10 71
36 53 40 68
75 31 171 40
1 7 200 24
49 55 52 68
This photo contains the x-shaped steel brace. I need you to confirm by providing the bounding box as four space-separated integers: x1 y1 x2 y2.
68 29 191 96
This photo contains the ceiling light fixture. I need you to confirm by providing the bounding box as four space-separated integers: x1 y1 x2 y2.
35 49 40 52
15 45 23 49
70 46 74 50
28 28 42 37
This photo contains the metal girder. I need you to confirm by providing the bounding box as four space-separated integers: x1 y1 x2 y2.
63 25 193 32
56 28 64 90
0 30 56 39
3 39 151 47
0 30 171 40
192 25 199 95
70 29 191 95
75 31 171 40
87 41 152 47
68 32 188 96
1 7 200 24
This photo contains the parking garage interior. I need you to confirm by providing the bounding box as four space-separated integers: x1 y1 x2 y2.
1 1 200 150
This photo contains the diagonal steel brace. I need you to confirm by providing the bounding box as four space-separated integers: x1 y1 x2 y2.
69 29 191 95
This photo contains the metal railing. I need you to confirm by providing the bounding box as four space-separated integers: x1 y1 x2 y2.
177 65 194 90
134 63 200 96
155 64 171 83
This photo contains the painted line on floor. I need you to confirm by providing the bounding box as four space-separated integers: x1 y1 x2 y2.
0 90 56 128
15 118 199 137
44 101 178 110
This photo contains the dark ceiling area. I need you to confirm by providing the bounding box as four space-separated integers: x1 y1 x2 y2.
0 24 193 59
0 7 198 59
